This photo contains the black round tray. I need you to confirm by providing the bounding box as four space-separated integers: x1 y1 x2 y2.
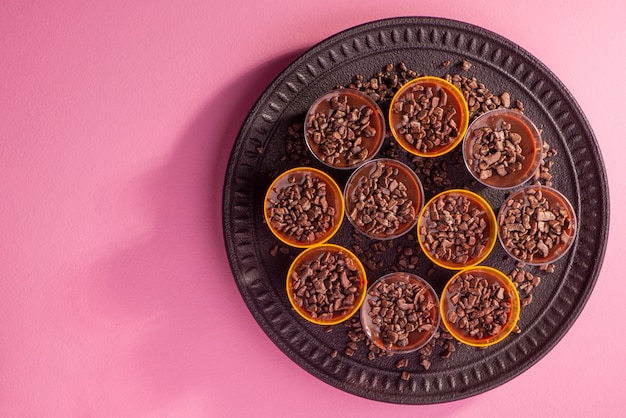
222 17 609 404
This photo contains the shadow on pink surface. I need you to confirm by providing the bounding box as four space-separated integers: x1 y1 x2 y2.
93 49 472 414
86 49 318 409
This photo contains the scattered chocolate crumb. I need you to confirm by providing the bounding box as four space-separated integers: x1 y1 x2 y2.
509 266 544 309
500 91 511 108
345 62 419 105
396 245 419 270
410 154 454 194
380 137 401 159
459 60 472 71
444 74 504 117
282 122 311 166
395 358 409 369
521 294 533 307
350 229 392 273
347 330 360 342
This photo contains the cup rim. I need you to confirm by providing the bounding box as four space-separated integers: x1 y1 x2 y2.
440 266 521 347
344 158 424 240
304 88 386 170
264 167 345 248
461 108 544 190
360 271 440 353
286 243 367 325
388 76 470 158
417 189 497 270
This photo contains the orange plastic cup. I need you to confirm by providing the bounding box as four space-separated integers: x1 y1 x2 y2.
440 266 520 347
389 76 469 157
264 167 344 248
287 244 367 325
417 189 497 270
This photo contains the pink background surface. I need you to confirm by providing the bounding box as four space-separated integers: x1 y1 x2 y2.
2 1 625 416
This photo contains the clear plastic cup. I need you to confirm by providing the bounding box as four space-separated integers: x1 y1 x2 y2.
304 89 385 169
344 158 424 240
462 108 543 189
360 272 440 353
498 185 577 265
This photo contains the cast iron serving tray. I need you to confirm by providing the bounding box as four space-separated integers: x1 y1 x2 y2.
222 17 608 404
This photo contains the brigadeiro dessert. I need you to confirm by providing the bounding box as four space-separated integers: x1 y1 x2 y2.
463 108 543 189
361 272 440 353
389 76 469 157
417 189 497 269
265 167 344 248
440 266 520 347
344 158 424 240
287 244 367 325
304 89 385 169
498 185 577 264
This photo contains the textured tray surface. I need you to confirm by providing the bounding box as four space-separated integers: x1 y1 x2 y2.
222 17 609 404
